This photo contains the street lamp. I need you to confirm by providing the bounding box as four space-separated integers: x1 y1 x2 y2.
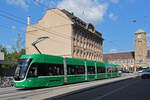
32 36 49 54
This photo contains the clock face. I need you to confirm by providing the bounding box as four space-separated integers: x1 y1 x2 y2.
137 34 141 38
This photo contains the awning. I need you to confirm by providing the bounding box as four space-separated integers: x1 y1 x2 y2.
0 60 16 65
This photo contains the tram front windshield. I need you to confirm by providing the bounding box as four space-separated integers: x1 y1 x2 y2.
14 59 32 81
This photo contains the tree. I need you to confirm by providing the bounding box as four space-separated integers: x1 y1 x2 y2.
0 34 26 76
0 44 3 51
0 34 25 69
12 33 25 53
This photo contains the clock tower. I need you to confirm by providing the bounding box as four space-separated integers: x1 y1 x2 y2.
135 29 147 67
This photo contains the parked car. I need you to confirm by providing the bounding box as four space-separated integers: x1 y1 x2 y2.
141 69 150 79
138 70 143 73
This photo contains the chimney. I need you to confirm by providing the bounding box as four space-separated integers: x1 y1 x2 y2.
27 16 30 25
71 12 74 16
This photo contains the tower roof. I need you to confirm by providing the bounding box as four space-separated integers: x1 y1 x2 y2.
135 29 145 34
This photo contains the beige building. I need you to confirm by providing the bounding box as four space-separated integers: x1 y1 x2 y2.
26 8 103 61
103 29 150 70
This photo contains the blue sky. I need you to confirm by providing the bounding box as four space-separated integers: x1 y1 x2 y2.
0 0 150 53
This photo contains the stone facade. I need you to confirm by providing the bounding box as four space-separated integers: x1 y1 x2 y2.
134 30 147 67
103 29 150 70
103 52 135 69
72 24 103 61
26 8 103 61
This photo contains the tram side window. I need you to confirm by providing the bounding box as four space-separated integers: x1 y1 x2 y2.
47 63 64 76
115 68 118 73
107 67 112 73
27 64 38 77
87 66 95 74
97 67 106 73
112 68 118 73
67 65 85 75
28 63 64 77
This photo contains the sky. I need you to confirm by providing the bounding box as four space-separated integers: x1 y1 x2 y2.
0 0 150 53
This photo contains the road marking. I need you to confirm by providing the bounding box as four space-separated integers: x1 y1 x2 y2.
94 80 140 100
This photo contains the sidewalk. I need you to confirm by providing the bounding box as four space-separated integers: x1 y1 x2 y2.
25 73 140 100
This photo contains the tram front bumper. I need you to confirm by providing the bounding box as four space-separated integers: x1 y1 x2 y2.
14 80 28 88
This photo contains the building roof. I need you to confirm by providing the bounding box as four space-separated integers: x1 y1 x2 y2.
104 50 150 60
103 51 135 60
61 9 87 26
135 29 145 34
61 9 102 37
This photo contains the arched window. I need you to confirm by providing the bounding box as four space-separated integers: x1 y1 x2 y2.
87 23 95 33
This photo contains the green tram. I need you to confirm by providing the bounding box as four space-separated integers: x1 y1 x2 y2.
14 54 121 88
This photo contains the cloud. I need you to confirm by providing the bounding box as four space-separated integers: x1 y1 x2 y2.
109 13 118 21
6 0 29 9
11 26 16 30
147 33 150 38
109 49 117 53
110 0 119 4
33 0 57 8
57 0 108 24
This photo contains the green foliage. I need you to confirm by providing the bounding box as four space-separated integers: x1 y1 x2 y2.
0 44 3 51
0 33 25 69
1 49 25 68
12 33 25 52
0 76 4 80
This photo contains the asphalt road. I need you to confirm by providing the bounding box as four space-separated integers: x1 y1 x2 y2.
45 76 150 100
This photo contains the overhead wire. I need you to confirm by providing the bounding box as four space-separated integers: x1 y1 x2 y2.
0 11 71 45
33 0 71 21
0 24 23 33
0 9 26 22
31 0 73 38
33 0 124 52
0 1 123 52
0 23 69 46
0 13 26 25
0 9 72 40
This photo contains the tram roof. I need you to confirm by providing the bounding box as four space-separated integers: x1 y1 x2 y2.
65 57 85 66
20 54 64 64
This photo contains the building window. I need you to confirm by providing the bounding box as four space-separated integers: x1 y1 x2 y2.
138 41 142 46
